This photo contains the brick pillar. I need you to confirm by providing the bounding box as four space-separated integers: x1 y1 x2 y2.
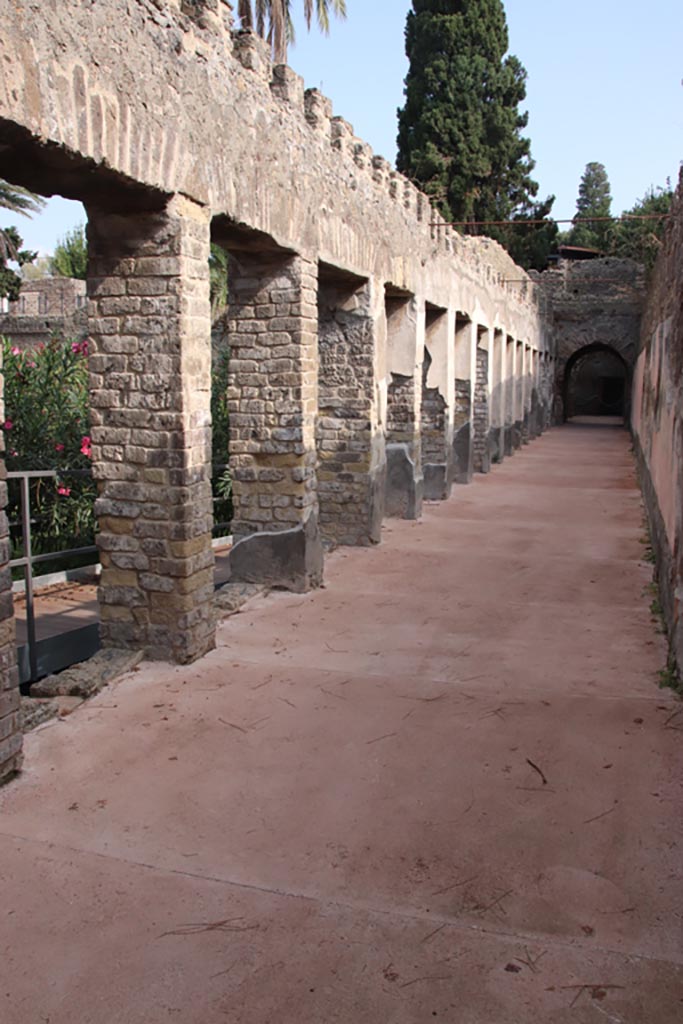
532 350 540 438
0 347 21 783
86 194 215 664
226 250 323 591
488 329 505 465
473 326 491 474
504 336 515 456
317 270 384 547
453 315 476 484
521 344 532 443
385 291 423 519
421 306 453 501
513 340 525 449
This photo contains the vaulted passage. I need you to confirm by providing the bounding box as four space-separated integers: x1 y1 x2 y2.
2 423 680 1021
565 344 628 421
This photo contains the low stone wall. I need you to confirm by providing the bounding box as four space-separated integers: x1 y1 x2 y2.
631 172 683 675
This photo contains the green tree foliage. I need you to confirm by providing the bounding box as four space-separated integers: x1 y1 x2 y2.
610 184 673 270
568 162 613 250
0 179 44 299
0 179 45 262
396 0 556 270
209 242 230 319
237 0 346 62
52 223 87 280
0 226 38 302
1 336 96 557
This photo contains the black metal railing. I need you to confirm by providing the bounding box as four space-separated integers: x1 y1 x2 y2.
7 466 233 684
7 469 98 683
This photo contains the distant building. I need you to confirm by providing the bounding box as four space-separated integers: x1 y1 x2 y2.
0 277 87 349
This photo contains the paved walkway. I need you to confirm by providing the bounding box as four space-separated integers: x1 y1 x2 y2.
1 423 682 1023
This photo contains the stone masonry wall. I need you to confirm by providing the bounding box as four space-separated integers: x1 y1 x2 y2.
534 259 646 423
632 170 683 675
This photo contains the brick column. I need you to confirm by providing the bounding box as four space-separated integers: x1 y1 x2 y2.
453 315 476 484
489 329 506 464
385 292 423 519
421 306 453 501
521 344 532 443
473 326 491 474
504 336 515 456
86 194 215 664
317 270 384 547
0 347 21 783
226 250 323 591
527 349 539 438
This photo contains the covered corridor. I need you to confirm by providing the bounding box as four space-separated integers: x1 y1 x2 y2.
0 423 681 1022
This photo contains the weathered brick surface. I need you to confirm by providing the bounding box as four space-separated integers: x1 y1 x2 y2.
317 277 381 547
0 346 21 783
473 346 490 474
87 195 215 663
421 348 447 465
227 251 318 537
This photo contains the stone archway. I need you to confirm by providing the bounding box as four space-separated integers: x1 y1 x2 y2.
562 343 630 422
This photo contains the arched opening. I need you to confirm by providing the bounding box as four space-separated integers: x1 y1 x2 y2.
563 344 629 423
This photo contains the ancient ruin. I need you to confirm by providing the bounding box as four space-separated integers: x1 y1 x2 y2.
0 0 681 794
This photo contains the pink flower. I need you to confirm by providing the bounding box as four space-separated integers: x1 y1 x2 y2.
3 420 13 431
71 339 89 357
80 435 92 458
57 485 71 497
10 346 20 356
54 443 65 453
10 450 17 458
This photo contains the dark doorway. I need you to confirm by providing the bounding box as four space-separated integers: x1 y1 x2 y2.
564 345 628 420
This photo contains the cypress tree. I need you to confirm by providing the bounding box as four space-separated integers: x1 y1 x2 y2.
569 162 613 251
396 0 556 270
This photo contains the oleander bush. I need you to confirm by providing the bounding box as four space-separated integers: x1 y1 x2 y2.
1 335 232 573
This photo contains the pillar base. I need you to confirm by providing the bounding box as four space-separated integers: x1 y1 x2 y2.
229 511 323 593
453 422 473 484
513 420 524 450
385 443 423 519
504 426 514 457
489 428 504 466
424 462 453 501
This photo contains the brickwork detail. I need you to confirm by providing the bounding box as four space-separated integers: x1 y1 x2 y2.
87 195 215 664
317 279 379 547
473 347 490 473
387 374 417 448
454 379 471 428
421 348 447 465
226 251 321 560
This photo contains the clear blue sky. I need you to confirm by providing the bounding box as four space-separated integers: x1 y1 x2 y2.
4 0 682 254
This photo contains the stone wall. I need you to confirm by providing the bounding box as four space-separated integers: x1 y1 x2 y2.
0 277 88 350
632 171 683 675
534 258 646 422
